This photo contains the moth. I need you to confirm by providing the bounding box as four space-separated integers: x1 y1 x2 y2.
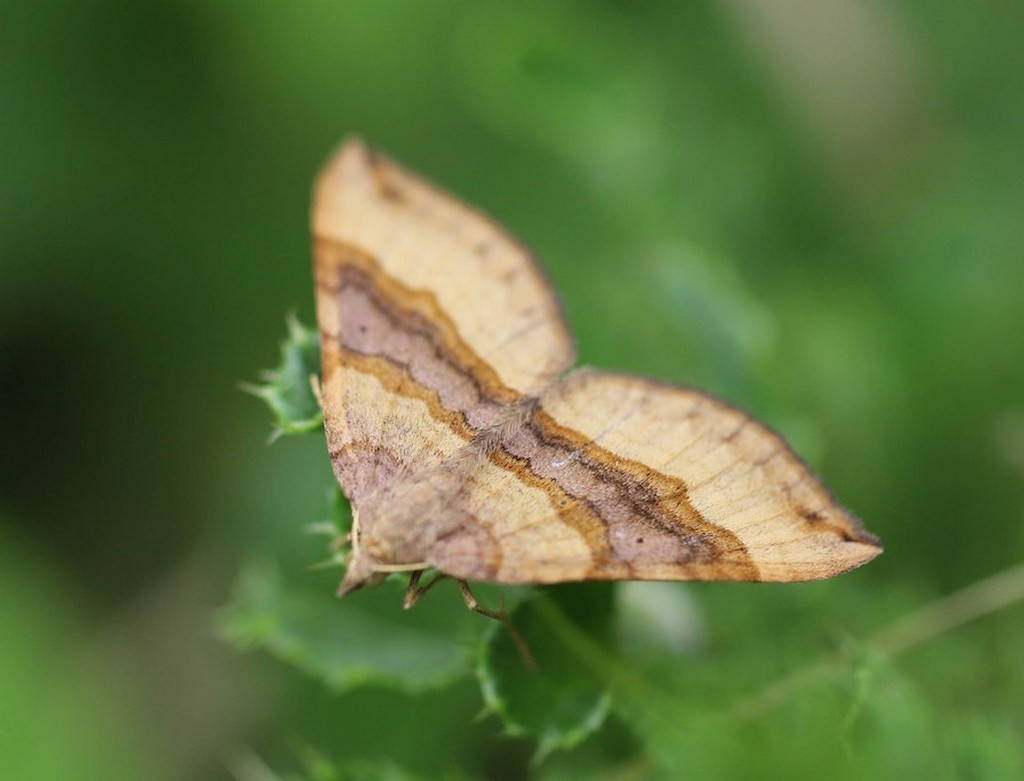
312 138 882 627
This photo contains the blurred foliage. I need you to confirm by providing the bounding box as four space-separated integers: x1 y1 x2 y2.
222 558 479 694
2 1 1024 779
0 522 173 781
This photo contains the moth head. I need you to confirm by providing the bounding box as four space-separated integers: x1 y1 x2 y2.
336 504 389 596
335 502 434 597
336 550 387 597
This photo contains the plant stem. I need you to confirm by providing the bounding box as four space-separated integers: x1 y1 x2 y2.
724 559 1024 722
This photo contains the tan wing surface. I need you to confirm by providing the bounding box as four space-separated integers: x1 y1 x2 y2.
314 139 575 394
313 139 575 503
429 368 881 584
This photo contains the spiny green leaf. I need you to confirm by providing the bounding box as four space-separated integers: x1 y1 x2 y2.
478 583 616 760
243 314 323 437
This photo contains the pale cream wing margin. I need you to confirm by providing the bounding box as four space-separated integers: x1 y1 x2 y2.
313 138 576 396
535 368 882 582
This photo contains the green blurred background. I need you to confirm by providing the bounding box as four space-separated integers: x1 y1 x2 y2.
2 1 1023 779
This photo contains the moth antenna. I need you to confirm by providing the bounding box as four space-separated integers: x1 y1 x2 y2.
372 561 429 573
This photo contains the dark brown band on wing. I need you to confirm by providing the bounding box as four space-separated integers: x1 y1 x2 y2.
316 238 757 579
317 239 519 405
525 410 756 579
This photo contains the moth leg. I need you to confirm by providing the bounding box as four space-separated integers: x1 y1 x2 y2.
403 570 449 610
457 580 537 671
